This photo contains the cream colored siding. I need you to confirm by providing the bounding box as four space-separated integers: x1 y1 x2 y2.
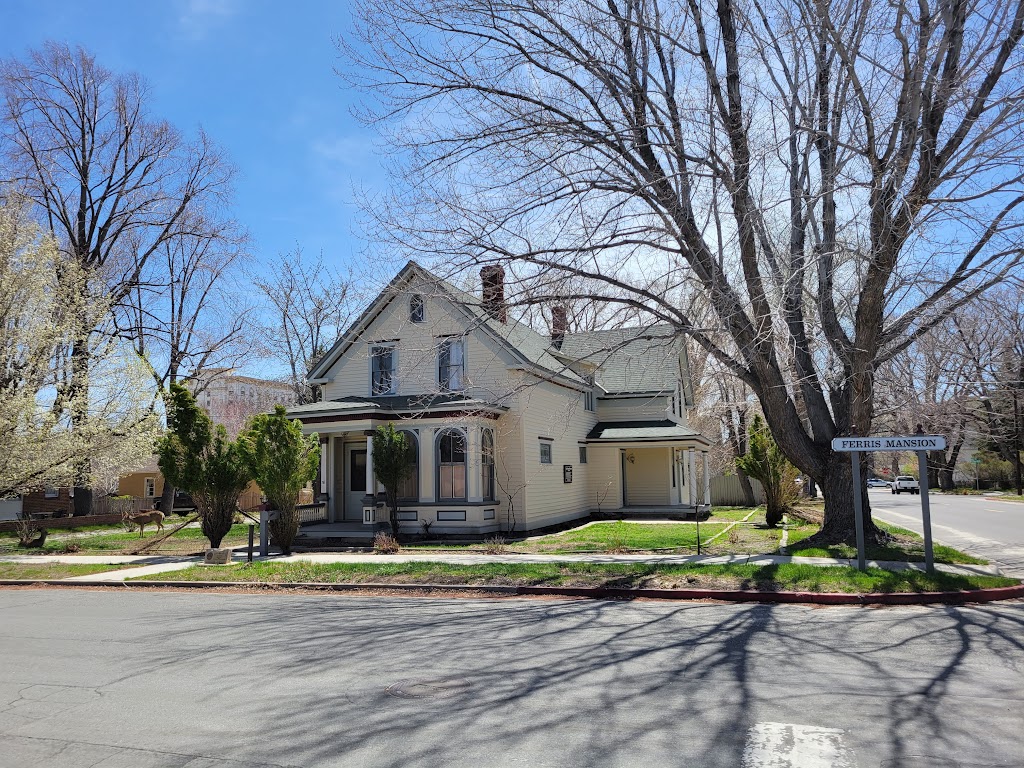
321 278 520 403
596 396 673 422
515 377 597 529
623 447 671 505
587 445 623 512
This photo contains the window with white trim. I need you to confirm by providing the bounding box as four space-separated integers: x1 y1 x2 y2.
144 477 156 498
397 430 419 501
437 429 467 500
539 440 553 464
583 375 595 411
482 429 496 501
410 294 425 323
579 445 588 464
438 337 465 391
371 345 396 395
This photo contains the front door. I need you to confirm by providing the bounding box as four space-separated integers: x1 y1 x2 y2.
344 444 368 521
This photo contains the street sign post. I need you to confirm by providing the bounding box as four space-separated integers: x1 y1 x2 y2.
831 432 945 573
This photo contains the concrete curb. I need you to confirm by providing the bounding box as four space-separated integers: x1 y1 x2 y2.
1 579 1022 605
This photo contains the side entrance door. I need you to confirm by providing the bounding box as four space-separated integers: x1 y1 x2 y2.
344 444 368 521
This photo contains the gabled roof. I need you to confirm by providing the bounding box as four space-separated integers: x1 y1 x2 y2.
307 261 584 387
556 326 683 395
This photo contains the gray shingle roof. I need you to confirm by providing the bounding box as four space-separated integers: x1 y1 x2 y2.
586 420 707 443
557 326 682 394
308 261 682 394
287 392 505 419
436 275 585 385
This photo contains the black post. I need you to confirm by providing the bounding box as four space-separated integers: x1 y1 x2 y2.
1014 390 1022 497
247 524 254 563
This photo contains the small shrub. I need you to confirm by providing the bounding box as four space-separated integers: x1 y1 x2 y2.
373 532 400 554
56 540 81 554
482 536 507 554
421 519 433 537
727 528 740 545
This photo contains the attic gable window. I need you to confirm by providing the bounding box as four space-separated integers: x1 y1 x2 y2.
371 345 396 395
410 294 425 323
438 337 465 391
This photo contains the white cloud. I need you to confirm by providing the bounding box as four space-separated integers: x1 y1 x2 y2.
177 0 240 39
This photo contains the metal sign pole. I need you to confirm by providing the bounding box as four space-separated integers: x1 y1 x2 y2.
916 450 935 574
851 452 866 571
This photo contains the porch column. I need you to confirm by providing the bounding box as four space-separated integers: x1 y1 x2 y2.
688 448 697 507
365 432 376 500
419 427 435 502
318 437 328 499
702 450 711 509
467 425 482 502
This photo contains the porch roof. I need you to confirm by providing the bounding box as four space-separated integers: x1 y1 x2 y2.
287 393 507 420
586 420 710 445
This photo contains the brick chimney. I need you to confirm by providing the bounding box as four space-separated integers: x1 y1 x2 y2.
480 265 507 323
551 304 568 349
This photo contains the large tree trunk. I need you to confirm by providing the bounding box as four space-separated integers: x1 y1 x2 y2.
158 482 176 515
70 332 93 516
812 454 885 545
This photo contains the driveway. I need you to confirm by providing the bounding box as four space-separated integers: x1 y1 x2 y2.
869 489 1024 575
0 589 1022 767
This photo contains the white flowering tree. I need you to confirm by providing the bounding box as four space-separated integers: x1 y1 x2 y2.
0 199 159 501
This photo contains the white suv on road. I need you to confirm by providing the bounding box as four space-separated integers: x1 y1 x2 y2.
891 476 920 495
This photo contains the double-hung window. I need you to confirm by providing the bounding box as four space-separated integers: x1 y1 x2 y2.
371 345 396 395
583 374 595 411
481 429 496 501
438 337 465 391
437 429 467 500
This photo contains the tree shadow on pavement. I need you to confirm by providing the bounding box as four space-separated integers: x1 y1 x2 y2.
81 592 1024 767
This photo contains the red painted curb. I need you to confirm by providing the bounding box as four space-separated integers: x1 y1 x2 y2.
1 579 1022 605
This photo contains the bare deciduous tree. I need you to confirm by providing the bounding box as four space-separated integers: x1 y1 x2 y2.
254 248 356 404
345 0 1024 543
1 42 236 513
121 224 252 512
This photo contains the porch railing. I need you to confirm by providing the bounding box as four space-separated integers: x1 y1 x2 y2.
297 502 328 526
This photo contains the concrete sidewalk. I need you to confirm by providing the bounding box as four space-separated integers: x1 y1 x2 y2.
0 549 1003 581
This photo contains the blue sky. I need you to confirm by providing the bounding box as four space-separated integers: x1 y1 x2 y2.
1 0 381 274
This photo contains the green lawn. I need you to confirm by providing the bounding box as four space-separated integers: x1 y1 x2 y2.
11 523 253 555
704 506 758 522
0 562 137 579
0 522 127 539
132 560 1018 594
783 519 986 564
528 521 729 552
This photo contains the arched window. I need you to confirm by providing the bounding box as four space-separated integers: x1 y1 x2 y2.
481 429 495 501
397 430 419 501
436 428 467 500
410 294 425 323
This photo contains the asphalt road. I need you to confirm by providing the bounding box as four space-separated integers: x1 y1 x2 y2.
868 489 1024 574
1 589 1022 768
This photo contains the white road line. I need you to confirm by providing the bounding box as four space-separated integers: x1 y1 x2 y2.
742 722 857 768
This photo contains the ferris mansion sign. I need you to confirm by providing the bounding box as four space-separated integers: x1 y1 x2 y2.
831 435 948 452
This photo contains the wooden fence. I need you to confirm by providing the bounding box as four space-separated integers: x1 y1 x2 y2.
710 475 764 506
